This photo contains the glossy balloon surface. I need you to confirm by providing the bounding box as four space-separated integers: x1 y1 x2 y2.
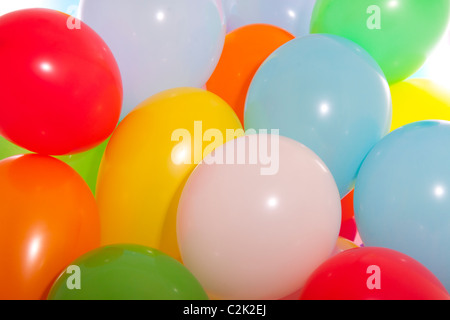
0 154 100 300
355 120 450 292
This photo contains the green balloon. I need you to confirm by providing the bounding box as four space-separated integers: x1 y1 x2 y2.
47 244 209 300
56 140 108 195
310 0 450 84
0 136 107 195
0 136 29 159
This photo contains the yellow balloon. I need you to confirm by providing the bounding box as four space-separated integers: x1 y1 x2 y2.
390 78 450 131
331 237 359 257
96 88 243 261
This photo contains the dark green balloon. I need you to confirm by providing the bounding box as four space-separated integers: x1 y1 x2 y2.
47 244 209 300
310 0 450 84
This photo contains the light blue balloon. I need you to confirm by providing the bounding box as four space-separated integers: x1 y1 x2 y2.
354 120 450 292
223 0 316 37
245 34 392 198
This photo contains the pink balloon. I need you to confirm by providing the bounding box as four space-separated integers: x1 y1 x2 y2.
177 134 341 300
339 217 357 242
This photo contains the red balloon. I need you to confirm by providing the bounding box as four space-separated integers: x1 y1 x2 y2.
339 217 357 242
0 9 122 155
299 247 449 300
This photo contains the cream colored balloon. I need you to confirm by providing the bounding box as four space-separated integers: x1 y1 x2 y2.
177 135 341 300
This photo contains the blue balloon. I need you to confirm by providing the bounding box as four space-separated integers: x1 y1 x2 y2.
244 34 392 197
354 120 450 292
222 0 316 37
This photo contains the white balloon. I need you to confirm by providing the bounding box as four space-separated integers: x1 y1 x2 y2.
223 0 316 37
80 0 225 119
177 135 341 300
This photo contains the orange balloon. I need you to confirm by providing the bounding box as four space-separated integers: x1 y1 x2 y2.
341 189 355 222
0 155 100 300
206 23 295 124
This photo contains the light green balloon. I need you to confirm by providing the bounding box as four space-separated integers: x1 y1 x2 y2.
310 0 450 84
0 136 107 195
0 136 29 159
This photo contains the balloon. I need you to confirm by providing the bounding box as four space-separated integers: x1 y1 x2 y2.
245 34 392 198
47 244 208 300
354 120 450 292
0 154 100 300
0 136 109 195
80 0 225 120
177 135 341 300
0 9 122 155
280 290 302 301
341 189 355 221
223 0 316 37
339 217 357 242
206 24 294 125
0 135 27 159
310 0 450 84
96 88 243 262
390 79 450 131
299 247 449 300
56 139 109 195
0 0 79 16
331 237 359 256
354 232 364 247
